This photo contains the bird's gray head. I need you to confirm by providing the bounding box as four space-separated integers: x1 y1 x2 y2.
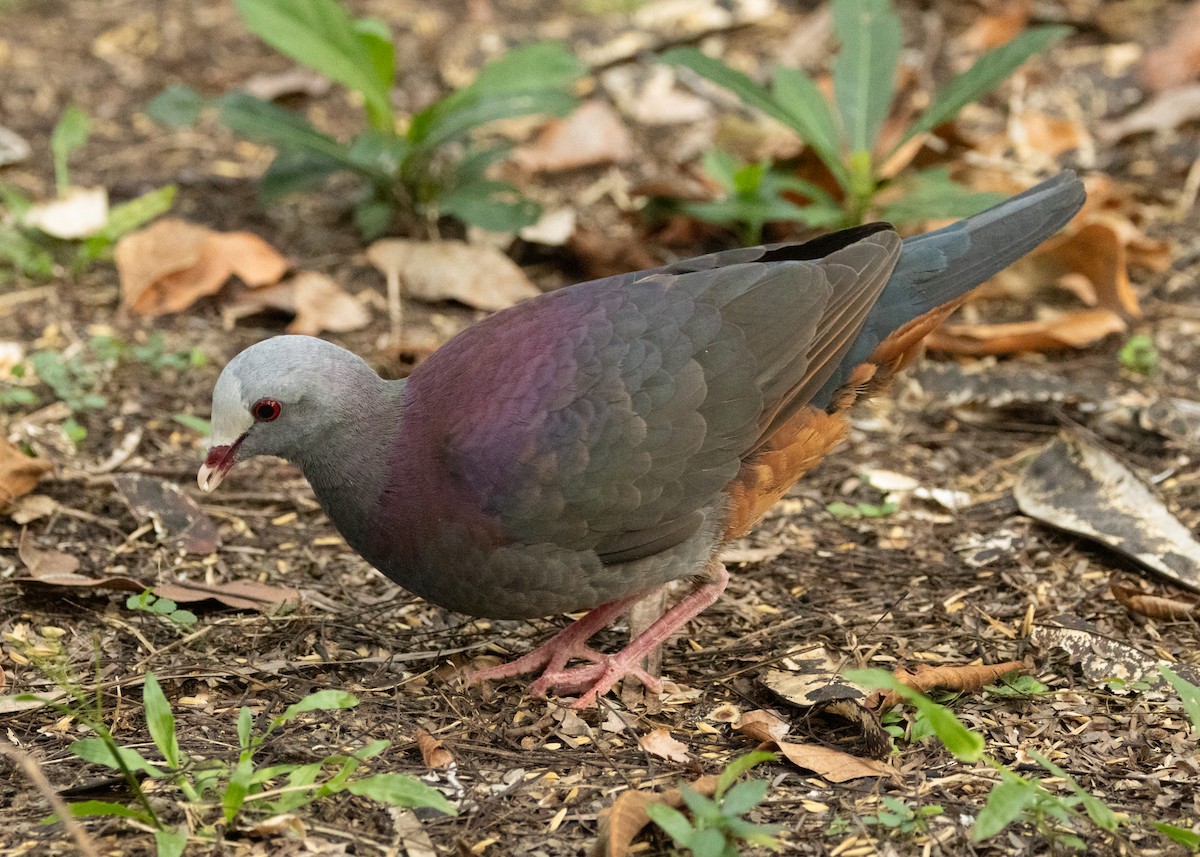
198 335 382 491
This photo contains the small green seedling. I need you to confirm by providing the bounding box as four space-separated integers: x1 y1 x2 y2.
860 796 944 834
645 750 783 856
1118 334 1158 376
826 500 899 519
1 106 175 280
661 0 1068 232
149 0 584 238
126 591 198 628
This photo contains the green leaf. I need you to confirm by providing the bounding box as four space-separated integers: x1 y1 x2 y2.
660 48 794 128
437 179 541 233
260 149 347 199
143 673 180 769
70 737 164 776
905 26 1070 143
218 93 359 169
169 609 198 627
467 40 584 95
154 826 188 857
689 828 728 857
644 802 696 846
878 167 1006 224
172 413 211 434
145 85 206 128
770 67 849 186
985 674 1050 698
831 0 901 154
1118 333 1158 376
347 774 457 814
353 197 394 240
237 706 253 752
972 774 1038 840
1161 665 1200 731
62 417 87 445
720 779 769 816
223 756 254 824
101 185 177 242
275 689 359 727
1156 822 1200 850
51 106 90 192
715 750 776 798
233 0 394 130
64 800 153 823
680 785 723 825
352 18 395 96
1028 750 1120 832
846 669 985 762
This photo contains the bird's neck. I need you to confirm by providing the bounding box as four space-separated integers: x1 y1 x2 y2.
295 377 406 554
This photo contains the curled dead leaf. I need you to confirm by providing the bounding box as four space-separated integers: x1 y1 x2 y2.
877 660 1028 710
591 775 718 857
23 186 108 239
1110 579 1198 621
638 728 692 763
513 100 634 173
152 579 302 611
415 727 455 770
735 709 893 783
926 308 1127 355
224 271 370 336
0 438 53 507
115 218 288 317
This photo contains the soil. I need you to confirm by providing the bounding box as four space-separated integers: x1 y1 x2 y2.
2 1 1199 855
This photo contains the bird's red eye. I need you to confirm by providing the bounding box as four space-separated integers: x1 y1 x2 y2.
252 399 281 422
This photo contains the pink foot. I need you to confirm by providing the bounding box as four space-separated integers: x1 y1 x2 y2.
467 563 730 709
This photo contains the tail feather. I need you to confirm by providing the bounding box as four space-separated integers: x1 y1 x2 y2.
811 171 1086 408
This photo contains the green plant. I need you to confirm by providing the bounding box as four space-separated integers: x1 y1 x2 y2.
0 106 176 280
125 591 198 628
645 751 783 856
150 0 584 238
861 796 944 834
3 630 455 855
1118 333 1158 376
661 0 1068 233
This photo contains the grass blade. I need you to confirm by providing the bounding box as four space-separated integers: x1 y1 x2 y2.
142 673 179 769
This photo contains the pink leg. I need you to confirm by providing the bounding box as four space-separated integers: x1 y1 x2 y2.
467 562 730 709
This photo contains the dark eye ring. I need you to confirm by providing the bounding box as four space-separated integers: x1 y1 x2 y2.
252 399 282 422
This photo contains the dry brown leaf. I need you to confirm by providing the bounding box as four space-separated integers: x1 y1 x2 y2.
244 813 308 839
1110 580 1198 621
736 709 893 783
17 529 81 580
638 728 692 763
513 100 634 173
415 727 455 770
9 494 58 524
591 775 718 857
959 0 1031 52
878 660 1027 709
1139 0 1200 92
1012 110 1092 160
926 308 1127 355
152 579 302 611
0 438 52 507
115 218 289 317
366 239 540 311
113 473 220 554
224 272 370 336
1102 84 1200 143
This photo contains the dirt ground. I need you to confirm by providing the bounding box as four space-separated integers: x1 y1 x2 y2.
2 0 1200 855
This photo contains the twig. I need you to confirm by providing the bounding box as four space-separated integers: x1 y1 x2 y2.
0 741 102 857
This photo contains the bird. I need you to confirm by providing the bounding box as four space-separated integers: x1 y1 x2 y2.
199 171 1085 708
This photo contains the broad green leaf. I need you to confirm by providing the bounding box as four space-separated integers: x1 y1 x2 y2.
831 0 901 154
904 26 1070 143
234 0 394 130
65 800 152 823
680 785 723 824
51 106 90 191
347 774 457 814
437 179 541 232
700 149 741 193
689 828 727 857
101 185 176 242
347 130 410 176
223 756 254 824
1161 665 1200 731
1156 822 1200 850
972 775 1038 840
219 93 358 167
276 689 359 726
720 778 769 816
846 669 985 762
644 802 695 845
145 85 206 128
260 150 346 200
660 48 795 128
154 826 188 857
353 198 394 240
70 737 164 776
143 673 180 769
237 706 253 752
172 413 210 434
714 750 776 797
877 167 1004 224
770 67 849 186
353 18 395 95
472 41 584 93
